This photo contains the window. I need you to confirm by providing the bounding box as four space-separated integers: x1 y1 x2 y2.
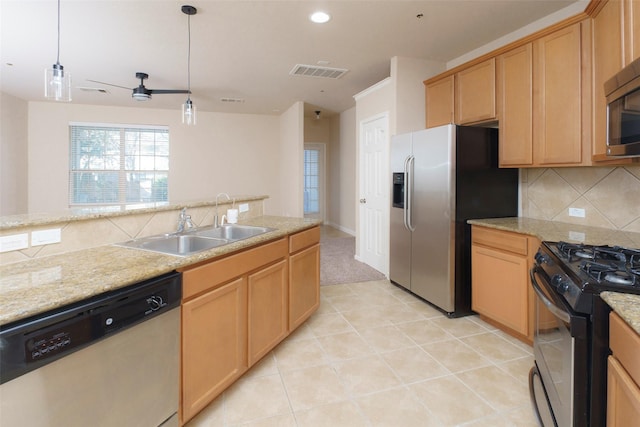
303 146 323 217
69 123 169 208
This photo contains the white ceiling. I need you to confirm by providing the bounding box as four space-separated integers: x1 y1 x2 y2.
1 0 583 117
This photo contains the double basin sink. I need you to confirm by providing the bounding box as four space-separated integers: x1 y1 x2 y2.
117 224 275 257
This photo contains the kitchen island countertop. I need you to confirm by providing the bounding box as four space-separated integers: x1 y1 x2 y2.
0 215 319 327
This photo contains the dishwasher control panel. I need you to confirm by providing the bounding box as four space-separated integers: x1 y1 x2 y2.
0 271 182 385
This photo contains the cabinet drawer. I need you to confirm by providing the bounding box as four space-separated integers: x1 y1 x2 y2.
471 226 528 256
610 312 640 387
182 238 288 299
289 226 320 254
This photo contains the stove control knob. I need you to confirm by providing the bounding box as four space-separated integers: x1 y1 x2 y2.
551 275 570 293
535 252 550 265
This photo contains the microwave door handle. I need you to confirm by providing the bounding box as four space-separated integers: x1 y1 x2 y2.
405 155 415 232
530 267 571 323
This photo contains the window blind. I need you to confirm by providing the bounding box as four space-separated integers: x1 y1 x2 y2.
69 124 169 208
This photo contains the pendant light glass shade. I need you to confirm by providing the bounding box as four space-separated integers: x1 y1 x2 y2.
181 5 197 125
182 98 196 125
45 0 71 102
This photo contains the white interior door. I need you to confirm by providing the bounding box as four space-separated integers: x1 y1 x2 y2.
357 113 389 275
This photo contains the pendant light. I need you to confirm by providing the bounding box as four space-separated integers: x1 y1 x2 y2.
181 5 197 125
44 0 71 102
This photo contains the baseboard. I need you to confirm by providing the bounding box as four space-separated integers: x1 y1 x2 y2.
324 221 355 236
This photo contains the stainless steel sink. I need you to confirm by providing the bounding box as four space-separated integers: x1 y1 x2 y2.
116 224 274 256
193 224 274 240
117 234 229 256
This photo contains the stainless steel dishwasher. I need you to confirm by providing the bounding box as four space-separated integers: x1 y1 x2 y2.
0 271 182 427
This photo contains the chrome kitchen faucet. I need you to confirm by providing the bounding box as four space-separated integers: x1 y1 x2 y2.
176 208 195 232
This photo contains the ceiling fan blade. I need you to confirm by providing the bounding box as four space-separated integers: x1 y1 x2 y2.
149 89 191 95
86 79 132 90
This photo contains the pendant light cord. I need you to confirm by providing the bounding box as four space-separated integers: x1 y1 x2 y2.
56 0 61 64
187 13 191 97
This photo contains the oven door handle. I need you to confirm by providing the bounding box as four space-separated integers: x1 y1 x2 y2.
530 266 571 323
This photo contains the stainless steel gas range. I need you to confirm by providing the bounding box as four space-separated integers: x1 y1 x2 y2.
529 241 640 427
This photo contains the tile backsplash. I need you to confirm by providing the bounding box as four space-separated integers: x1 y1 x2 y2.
521 165 640 232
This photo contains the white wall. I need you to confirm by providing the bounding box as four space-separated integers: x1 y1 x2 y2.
23 101 301 216
0 92 28 215
391 56 445 135
331 107 357 234
277 101 304 217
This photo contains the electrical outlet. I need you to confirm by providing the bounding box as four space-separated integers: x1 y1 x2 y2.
31 228 62 246
239 203 249 213
568 207 585 218
0 233 29 253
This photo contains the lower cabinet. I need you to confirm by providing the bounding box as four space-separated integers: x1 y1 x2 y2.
248 260 288 365
471 225 539 343
607 312 640 426
181 277 247 422
289 226 321 330
179 225 321 424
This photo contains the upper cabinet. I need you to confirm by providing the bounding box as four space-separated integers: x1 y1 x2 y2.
425 75 454 128
455 58 497 124
497 21 592 167
532 21 591 166
591 0 639 164
497 44 534 166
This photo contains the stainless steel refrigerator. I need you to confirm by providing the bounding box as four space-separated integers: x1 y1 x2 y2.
389 124 518 317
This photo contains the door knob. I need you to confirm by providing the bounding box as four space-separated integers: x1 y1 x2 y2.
359 198 366 204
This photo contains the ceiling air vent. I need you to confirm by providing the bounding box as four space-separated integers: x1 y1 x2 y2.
289 64 348 79
220 97 245 103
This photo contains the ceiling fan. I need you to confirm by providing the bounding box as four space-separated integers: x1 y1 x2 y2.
87 72 190 101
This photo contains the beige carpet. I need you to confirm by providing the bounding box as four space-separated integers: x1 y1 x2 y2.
320 234 386 286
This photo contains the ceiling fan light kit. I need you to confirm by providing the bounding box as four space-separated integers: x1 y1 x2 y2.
45 0 71 102
181 5 197 126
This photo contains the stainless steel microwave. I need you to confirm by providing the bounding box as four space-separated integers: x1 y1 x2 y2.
605 57 640 157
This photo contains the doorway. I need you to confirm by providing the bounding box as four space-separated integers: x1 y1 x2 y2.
303 143 325 221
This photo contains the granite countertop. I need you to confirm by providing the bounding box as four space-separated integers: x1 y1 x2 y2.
0 215 319 327
467 217 640 249
601 292 640 336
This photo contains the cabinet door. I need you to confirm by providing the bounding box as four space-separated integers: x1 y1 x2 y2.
592 0 625 161
533 22 586 165
497 44 533 166
248 260 288 365
471 244 528 336
455 58 496 124
625 0 640 64
607 356 640 426
425 75 454 128
181 277 247 423
289 243 320 330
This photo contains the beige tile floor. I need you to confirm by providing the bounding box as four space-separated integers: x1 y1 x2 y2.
186 280 539 427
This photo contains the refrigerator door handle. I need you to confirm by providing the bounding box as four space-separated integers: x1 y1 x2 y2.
405 155 416 232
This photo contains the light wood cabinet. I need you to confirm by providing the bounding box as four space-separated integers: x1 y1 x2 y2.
591 0 638 164
533 21 591 166
425 75 454 128
497 44 534 166
607 312 640 426
455 58 496 125
471 226 539 343
248 259 288 365
180 237 288 424
181 277 247 423
288 226 321 330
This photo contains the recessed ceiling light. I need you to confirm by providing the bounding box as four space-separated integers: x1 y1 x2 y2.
310 11 331 24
